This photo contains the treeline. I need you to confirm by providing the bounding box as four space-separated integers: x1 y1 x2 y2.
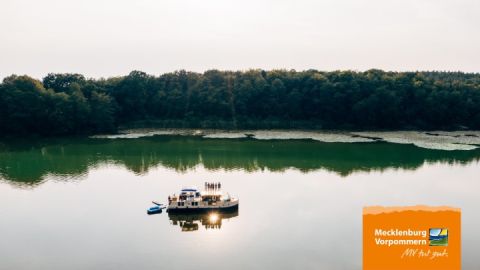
1 69 480 136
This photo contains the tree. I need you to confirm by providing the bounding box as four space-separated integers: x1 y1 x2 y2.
1 69 480 136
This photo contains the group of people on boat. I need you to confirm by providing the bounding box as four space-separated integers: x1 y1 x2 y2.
205 182 221 191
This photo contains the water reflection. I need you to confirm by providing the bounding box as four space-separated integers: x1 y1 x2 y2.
1 135 480 187
168 210 239 232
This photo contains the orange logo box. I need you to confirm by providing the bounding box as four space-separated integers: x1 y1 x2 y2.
363 206 461 270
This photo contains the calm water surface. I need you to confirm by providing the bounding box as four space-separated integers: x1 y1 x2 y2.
0 136 479 270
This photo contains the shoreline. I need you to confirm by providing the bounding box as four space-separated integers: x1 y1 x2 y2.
90 128 480 151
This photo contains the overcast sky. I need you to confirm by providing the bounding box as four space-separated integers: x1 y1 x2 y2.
1 0 479 79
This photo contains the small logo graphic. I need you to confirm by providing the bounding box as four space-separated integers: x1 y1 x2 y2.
429 228 448 246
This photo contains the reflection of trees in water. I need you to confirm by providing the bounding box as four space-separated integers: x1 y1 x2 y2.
169 210 239 232
0 136 479 187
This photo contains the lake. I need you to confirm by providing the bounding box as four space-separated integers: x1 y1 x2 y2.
1 131 480 270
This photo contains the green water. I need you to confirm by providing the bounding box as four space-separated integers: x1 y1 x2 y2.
1 136 479 186
1 135 479 270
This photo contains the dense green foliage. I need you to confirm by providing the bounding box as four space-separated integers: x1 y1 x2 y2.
1 69 480 135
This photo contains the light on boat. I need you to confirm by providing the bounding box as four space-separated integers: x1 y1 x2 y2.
209 213 219 223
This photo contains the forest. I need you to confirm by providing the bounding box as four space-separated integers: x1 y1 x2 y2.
1 69 480 136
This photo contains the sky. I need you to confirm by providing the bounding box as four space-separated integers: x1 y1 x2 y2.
1 0 479 80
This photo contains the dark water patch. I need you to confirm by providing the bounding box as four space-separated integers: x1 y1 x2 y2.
1 136 480 187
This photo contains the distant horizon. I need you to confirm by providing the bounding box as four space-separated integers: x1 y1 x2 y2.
2 67 480 81
2 0 480 80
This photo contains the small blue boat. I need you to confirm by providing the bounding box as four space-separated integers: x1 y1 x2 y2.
147 205 165 215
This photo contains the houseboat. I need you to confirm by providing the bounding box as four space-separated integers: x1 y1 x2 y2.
166 184 239 213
